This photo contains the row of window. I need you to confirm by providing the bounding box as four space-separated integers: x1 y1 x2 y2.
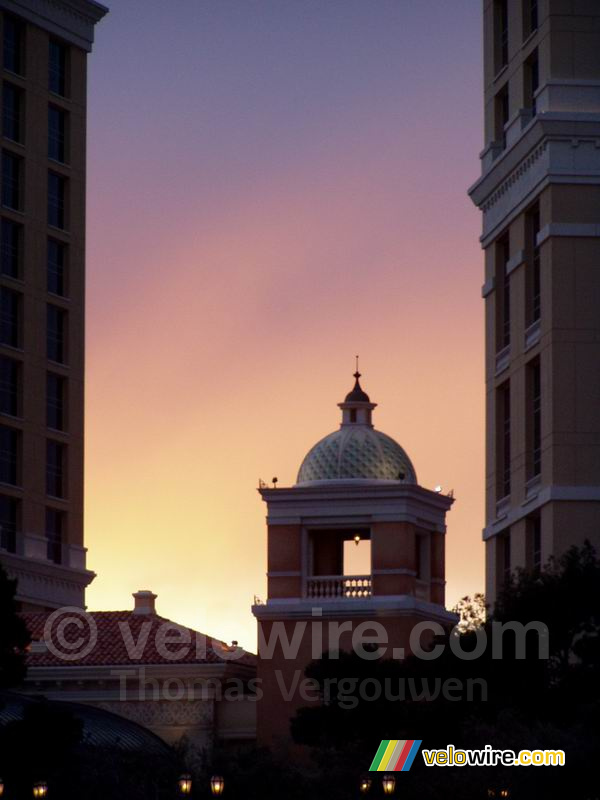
0 425 67 498
3 15 69 97
497 357 541 501
0 289 67 362
0 494 64 564
494 0 539 75
1 220 67 294
493 47 539 153
1 153 68 228
0 17 71 568
0 426 66 498
495 201 541 353
2 83 68 163
0 358 66 429
499 513 541 589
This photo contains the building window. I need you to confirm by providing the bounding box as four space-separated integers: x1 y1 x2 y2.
494 84 509 151
415 535 429 582
3 16 24 76
47 304 66 363
1 218 22 278
527 358 541 478
523 0 538 39
497 381 511 499
0 356 19 417
0 424 18 485
496 235 510 351
49 39 68 97
48 172 66 229
526 203 541 324
524 49 539 116
527 514 542 575
47 238 66 296
46 439 65 498
0 287 21 348
47 372 65 431
0 494 17 552
494 0 509 73
45 508 64 564
2 83 23 143
501 530 511 586
2 150 22 211
48 106 67 163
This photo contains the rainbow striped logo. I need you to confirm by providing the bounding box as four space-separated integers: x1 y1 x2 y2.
370 740 422 772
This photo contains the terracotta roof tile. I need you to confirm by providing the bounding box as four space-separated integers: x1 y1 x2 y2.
21 610 256 669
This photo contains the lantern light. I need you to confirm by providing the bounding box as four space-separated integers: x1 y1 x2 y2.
33 783 48 799
210 775 225 796
359 776 372 793
178 774 193 795
382 774 396 795
0 778 4 797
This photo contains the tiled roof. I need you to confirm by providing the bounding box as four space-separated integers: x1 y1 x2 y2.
297 426 417 485
22 610 256 669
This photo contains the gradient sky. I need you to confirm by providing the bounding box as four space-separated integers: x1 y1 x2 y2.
84 0 484 649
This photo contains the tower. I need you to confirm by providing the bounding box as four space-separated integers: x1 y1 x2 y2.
252 371 454 748
0 1 107 609
469 1 600 603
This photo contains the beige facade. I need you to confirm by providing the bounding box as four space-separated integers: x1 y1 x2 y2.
0 0 106 609
469 0 600 602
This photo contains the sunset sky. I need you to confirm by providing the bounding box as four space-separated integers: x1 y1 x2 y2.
84 0 484 649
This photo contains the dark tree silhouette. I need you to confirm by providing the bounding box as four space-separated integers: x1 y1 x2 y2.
289 543 600 800
0 563 30 688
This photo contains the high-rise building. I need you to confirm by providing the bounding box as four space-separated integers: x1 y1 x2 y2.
0 1 107 610
252 373 454 748
469 1 600 602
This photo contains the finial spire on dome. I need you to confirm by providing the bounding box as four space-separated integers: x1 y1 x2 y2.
338 358 376 427
345 355 370 404
296 367 416 484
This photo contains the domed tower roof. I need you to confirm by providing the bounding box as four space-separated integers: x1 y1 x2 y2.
296 367 417 486
344 371 371 403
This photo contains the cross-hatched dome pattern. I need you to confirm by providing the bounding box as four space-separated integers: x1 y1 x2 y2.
296 426 417 485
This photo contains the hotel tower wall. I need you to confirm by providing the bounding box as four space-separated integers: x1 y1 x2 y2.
469 0 600 602
0 0 106 609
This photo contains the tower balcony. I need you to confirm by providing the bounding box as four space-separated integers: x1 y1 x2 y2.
305 574 372 600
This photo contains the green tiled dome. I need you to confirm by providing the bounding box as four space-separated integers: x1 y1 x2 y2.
297 426 417 485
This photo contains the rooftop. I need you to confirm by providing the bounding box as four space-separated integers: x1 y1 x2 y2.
22 591 256 670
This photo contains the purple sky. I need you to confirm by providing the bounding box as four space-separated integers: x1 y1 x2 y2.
84 1 485 647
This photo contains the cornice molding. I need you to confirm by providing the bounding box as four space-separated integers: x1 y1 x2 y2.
252 595 458 624
0 550 95 607
484 485 600 539
1 0 108 51
469 115 600 247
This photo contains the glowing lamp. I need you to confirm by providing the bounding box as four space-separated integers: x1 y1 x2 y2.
178 774 193 795
359 776 372 793
210 775 225 796
382 774 396 795
33 783 48 799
